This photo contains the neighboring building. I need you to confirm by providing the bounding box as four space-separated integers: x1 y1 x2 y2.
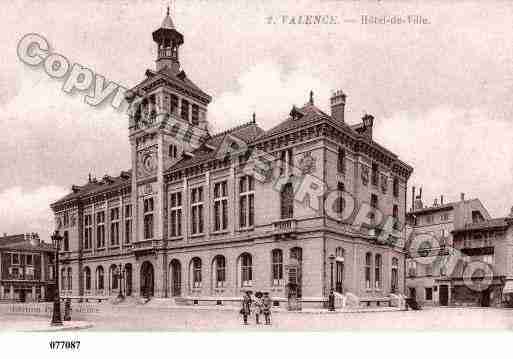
50 10 413 308
450 212 513 307
405 189 493 306
0 233 56 302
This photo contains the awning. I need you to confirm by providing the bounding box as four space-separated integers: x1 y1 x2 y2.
503 281 513 294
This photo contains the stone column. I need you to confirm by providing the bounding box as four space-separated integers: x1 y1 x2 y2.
0 284 4 300
40 285 45 301
10 285 14 300
32 286 36 302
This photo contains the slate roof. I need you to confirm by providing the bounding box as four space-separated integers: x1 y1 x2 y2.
134 67 211 103
167 122 265 172
0 235 54 252
51 171 131 205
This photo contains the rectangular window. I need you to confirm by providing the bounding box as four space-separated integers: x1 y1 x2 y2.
393 204 399 230
365 253 372 289
143 198 154 239
63 212 69 226
96 211 105 248
239 176 255 229
191 187 204 235
170 192 183 237
170 94 179 114
84 214 92 249
213 181 229 232
337 182 345 215
272 250 283 285
11 253 19 265
25 254 33 266
279 148 293 175
375 254 382 289
191 104 199 125
393 177 399 198
181 99 189 122
370 194 378 209
124 204 132 244
425 287 433 301
371 162 379 186
337 147 346 173
110 207 120 246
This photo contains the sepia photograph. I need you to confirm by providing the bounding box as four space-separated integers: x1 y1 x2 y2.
1 0 513 355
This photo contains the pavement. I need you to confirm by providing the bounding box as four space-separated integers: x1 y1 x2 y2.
2 303 513 331
0 317 93 332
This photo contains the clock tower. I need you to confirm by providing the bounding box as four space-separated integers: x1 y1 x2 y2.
125 8 212 248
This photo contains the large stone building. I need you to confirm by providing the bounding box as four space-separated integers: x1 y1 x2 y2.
50 10 413 308
0 233 56 302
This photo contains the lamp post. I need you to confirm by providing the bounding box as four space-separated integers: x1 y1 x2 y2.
50 230 63 326
328 254 336 311
117 263 124 300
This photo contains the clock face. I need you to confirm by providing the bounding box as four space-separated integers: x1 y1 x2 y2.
142 153 156 173
137 146 158 178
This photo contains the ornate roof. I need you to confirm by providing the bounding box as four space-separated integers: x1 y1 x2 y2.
161 7 175 29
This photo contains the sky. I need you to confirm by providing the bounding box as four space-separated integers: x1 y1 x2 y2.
1 0 512 241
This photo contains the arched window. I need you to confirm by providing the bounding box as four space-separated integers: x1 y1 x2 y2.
110 264 118 290
96 266 104 290
365 252 372 289
271 249 283 286
84 267 91 291
335 247 344 293
375 254 382 289
391 257 399 293
213 255 226 288
240 253 253 287
191 257 202 288
67 268 72 291
280 183 294 219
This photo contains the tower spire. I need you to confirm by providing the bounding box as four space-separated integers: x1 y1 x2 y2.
153 4 184 72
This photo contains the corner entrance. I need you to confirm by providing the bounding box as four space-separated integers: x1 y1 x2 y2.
140 261 154 298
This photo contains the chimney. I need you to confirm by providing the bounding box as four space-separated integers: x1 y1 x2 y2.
441 195 444 205
330 90 346 123
361 113 374 139
419 187 423 199
433 198 438 207
460 192 465 201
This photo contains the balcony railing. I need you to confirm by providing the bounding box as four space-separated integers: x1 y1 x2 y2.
132 239 162 252
273 219 298 233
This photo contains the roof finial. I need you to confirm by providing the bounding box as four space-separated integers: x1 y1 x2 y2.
166 4 170 17
309 90 314 105
88 173 92 183
252 112 256 124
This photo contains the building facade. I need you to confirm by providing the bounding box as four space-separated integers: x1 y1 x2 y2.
404 189 511 307
0 233 56 302
50 11 413 308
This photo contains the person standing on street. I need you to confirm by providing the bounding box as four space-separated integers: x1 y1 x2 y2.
254 292 263 324
262 292 272 325
240 291 252 325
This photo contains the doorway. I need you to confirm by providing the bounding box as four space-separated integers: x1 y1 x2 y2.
439 285 449 306
125 264 132 296
170 259 181 297
140 261 154 298
480 288 491 307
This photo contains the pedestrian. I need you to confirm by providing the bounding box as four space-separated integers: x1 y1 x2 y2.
262 292 272 325
254 291 263 324
240 291 252 325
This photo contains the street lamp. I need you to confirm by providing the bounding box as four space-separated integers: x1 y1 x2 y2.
50 230 63 326
328 254 336 312
117 263 124 300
